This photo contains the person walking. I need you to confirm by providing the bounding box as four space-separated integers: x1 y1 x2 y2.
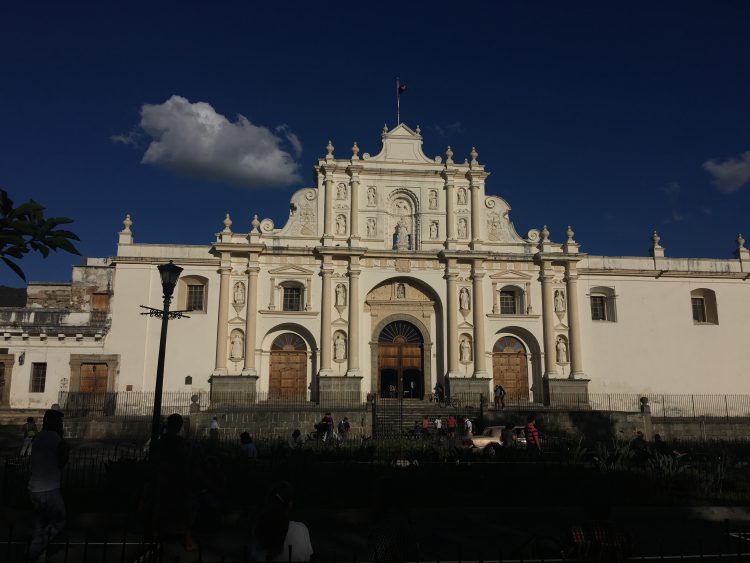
28 409 69 561
446 414 456 438
525 414 541 458
20 416 37 456
420 415 430 438
338 417 351 444
322 412 334 442
494 385 506 410
209 417 220 441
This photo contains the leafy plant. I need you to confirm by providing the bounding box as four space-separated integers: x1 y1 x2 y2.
0 189 80 281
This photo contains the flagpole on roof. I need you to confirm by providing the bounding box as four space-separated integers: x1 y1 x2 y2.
396 77 400 125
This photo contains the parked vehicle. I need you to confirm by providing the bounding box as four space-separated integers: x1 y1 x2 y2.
463 425 527 456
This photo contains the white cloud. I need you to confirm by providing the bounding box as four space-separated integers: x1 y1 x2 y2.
703 149 750 194
126 95 301 189
660 181 681 202
433 121 464 138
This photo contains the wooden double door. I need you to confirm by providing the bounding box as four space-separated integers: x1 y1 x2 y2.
492 336 529 400
80 363 109 393
269 333 307 398
378 321 424 399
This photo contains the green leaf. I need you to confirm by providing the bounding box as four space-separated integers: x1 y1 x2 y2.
1 257 26 281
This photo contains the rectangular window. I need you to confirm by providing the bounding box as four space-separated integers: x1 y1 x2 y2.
186 285 205 312
499 291 516 315
591 296 607 321
282 287 302 311
692 297 706 323
30 363 47 393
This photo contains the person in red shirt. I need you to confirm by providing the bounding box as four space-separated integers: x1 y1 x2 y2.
421 415 429 438
525 414 541 458
446 415 456 438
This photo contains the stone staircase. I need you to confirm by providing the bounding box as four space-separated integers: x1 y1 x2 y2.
372 399 480 438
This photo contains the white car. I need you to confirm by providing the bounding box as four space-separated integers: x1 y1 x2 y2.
463 425 527 456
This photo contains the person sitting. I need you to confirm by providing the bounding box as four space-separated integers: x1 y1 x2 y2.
288 429 304 449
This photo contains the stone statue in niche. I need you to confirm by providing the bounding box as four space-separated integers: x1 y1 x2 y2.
457 188 467 205
230 330 244 360
396 283 405 299
457 218 468 239
395 220 409 250
554 290 566 313
366 218 376 237
334 333 347 361
394 200 410 215
233 281 246 305
429 190 438 209
335 284 347 307
367 187 376 205
556 336 568 364
459 287 471 311
336 214 347 235
337 183 347 200
430 221 438 239
460 338 472 363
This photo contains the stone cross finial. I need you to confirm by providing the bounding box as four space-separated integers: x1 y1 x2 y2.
566 225 575 242
470 147 478 165
251 214 260 233
223 213 232 233
445 146 454 164
122 214 132 233
541 225 550 242
325 140 334 160
351 142 359 160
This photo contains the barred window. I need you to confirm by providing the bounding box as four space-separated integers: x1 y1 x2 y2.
591 296 607 321
282 286 303 312
690 289 717 324
500 291 517 314
590 287 617 322
30 363 47 393
186 285 205 312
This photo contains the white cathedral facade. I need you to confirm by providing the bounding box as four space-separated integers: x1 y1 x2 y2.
2 123 750 409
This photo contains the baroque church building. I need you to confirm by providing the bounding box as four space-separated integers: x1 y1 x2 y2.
3 123 750 409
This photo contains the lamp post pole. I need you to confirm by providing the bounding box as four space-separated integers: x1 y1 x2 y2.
140 261 188 448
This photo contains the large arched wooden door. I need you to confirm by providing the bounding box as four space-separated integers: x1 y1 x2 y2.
492 336 529 400
378 321 424 399
269 333 307 398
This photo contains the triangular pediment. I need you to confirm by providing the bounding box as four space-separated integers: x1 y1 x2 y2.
489 270 534 280
387 123 421 138
268 264 315 276
369 123 434 164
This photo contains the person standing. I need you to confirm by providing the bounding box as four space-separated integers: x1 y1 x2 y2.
28 409 69 561
446 414 456 438
338 417 351 444
525 414 541 458
463 417 473 438
240 432 258 459
20 416 37 456
209 417 220 441
252 481 313 561
420 415 430 438
322 412 334 442
433 416 443 437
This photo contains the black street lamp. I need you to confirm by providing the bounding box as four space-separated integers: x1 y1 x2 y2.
140 261 189 446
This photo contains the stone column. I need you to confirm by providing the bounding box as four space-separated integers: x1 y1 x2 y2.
322 168 334 245
242 265 259 376
348 168 361 246
539 260 559 378
471 260 488 377
565 262 585 378
445 258 459 378
470 181 481 249
213 263 231 374
319 267 333 375
445 177 456 246
347 261 361 376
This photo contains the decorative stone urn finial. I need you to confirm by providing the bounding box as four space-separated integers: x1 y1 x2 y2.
415 125 421 135
651 230 662 248
251 214 260 233
351 141 359 160
470 147 478 164
382 124 388 135
566 225 575 242
445 145 454 164
737 233 746 249
223 213 232 233
541 225 550 242
325 140 334 160
122 214 132 233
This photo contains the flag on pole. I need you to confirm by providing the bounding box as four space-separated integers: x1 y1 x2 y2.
398 83 408 95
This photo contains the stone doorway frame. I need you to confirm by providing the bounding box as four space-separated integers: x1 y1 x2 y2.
0 354 14 407
69 354 120 393
370 314 432 396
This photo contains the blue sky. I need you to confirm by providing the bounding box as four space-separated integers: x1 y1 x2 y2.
2 1 749 286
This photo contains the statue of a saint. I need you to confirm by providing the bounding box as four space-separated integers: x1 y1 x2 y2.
556 337 568 364
457 188 467 205
230 331 244 360
335 284 346 307
459 288 470 311
457 218 468 239
334 334 346 360
366 218 376 237
337 183 346 200
233 282 245 305
554 290 566 313
430 221 438 239
396 221 408 250
367 187 376 205
336 214 347 235
396 283 405 299
429 190 438 209
460 338 471 363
